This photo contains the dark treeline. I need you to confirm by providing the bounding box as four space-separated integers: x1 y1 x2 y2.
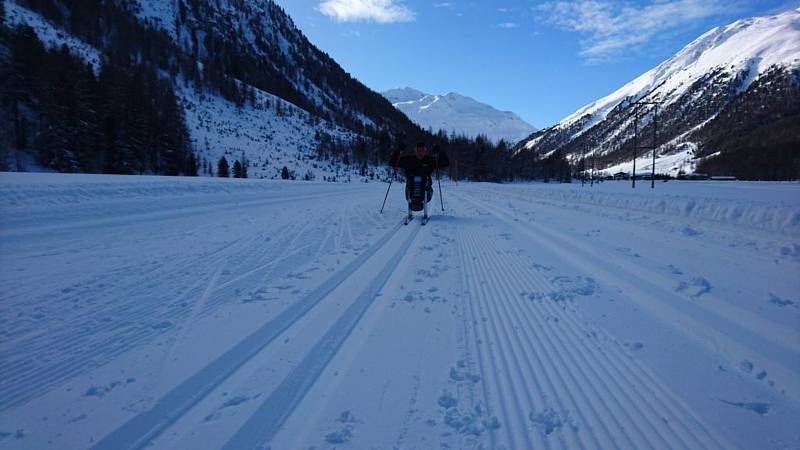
1 24 196 175
314 128 572 183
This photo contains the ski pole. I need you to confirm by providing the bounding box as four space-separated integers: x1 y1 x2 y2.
436 153 444 212
380 168 394 214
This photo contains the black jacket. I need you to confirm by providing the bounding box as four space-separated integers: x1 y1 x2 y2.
389 151 449 186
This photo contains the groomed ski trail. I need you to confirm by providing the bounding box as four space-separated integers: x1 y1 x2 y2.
2 175 798 450
455 192 734 450
89 219 423 450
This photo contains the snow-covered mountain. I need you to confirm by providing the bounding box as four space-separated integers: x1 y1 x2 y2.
1 0 422 180
384 88 537 145
515 8 800 180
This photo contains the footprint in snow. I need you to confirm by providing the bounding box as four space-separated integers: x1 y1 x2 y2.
675 277 712 299
719 399 770 415
0 430 25 441
667 264 683 275
85 380 128 397
204 394 259 422
324 410 358 444
778 243 800 259
548 276 598 301
624 341 644 351
768 293 796 308
616 247 642 258
681 225 702 236
449 366 481 384
529 408 577 435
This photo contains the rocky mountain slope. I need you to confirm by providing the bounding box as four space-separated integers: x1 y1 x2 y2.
515 8 800 180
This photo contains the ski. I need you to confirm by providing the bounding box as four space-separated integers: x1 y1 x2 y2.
403 215 414 225
421 215 429 226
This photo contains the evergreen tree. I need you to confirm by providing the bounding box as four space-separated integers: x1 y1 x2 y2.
217 156 229 177
281 165 289 179
232 159 243 178
186 152 199 176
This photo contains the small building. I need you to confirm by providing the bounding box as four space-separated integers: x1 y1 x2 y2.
613 172 629 180
710 176 737 181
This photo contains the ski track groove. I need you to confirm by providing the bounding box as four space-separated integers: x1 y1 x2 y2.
471 186 799 350
473 233 668 450
0 210 340 412
465 232 602 450
462 191 734 449
0 189 362 240
87 218 408 450
465 233 550 450
474 189 799 402
219 223 423 450
466 232 595 450
456 232 501 450
492 210 735 450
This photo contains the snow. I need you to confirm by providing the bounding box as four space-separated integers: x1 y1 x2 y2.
1 172 798 449
180 84 362 181
383 88 537 145
555 8 800 134
3 0 102 73
133 0 178 39
601 143 698 178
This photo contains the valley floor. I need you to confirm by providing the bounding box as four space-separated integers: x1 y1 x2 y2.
0 173 798 449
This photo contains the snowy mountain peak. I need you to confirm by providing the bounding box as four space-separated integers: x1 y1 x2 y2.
382 88 537 144
383 87 427 104
557 7 800 131
515 7 800 179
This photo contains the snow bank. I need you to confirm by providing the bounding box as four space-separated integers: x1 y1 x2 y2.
505 181 800 236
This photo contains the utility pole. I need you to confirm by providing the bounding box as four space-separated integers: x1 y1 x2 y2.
582 146 586 187
630 100 662 189
651 103 659 189
632 114 638 189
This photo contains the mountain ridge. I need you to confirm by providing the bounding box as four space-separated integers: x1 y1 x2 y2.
383 87 537 145
515 7 800 180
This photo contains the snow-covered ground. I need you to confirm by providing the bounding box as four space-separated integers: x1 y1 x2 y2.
0 173 798 449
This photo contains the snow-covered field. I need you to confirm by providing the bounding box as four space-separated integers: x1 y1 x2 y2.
1 173 798 450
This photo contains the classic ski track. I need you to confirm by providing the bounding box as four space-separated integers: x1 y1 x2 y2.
460 191 736 449
458 232 537 450
465 189 800 401
0 207 342 412
451 236 492 449
87 217 411 450
459 235 600 448
0 217 306 398
470 232 684 449
218 223 423 450
469 185 800 348
0 187 364 239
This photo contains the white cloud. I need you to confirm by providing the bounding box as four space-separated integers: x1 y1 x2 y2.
498 22 519 28
537 0 735 62
433 2 454 7
318 0 415 23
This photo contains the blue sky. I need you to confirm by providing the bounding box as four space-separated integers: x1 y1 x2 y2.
273 0 800 127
